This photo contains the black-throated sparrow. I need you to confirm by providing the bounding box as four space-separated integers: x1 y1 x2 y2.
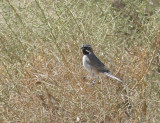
81 44 124 83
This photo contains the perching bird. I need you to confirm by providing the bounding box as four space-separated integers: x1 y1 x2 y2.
81 44 124 83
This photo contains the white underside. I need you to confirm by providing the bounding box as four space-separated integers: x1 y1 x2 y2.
83 55 92 73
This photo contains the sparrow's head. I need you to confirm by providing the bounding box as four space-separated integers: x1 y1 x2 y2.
81 44 93 55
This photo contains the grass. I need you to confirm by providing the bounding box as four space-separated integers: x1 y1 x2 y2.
0 0 160 122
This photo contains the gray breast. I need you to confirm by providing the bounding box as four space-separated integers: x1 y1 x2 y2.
84 53 110 73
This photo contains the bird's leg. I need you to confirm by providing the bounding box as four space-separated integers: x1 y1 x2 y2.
92 80 96 85
91 73 101 86
92 77 101 86
82 75 92 81
91 73 96 85
82 76 87 81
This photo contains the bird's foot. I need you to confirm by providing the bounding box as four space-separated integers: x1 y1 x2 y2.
92 80 96 86
82 76 87 81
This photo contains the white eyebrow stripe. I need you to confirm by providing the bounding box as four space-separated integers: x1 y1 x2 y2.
85 49 90 52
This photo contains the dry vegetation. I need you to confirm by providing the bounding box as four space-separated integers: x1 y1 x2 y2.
0 0 160 122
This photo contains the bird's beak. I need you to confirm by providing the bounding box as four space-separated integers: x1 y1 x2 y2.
81 46 84 49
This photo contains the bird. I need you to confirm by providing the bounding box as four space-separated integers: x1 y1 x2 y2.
81 44 125 83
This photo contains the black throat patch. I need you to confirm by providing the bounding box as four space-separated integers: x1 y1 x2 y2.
82 49 90 55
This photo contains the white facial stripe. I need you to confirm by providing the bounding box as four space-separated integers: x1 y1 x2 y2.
85 49 90 52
